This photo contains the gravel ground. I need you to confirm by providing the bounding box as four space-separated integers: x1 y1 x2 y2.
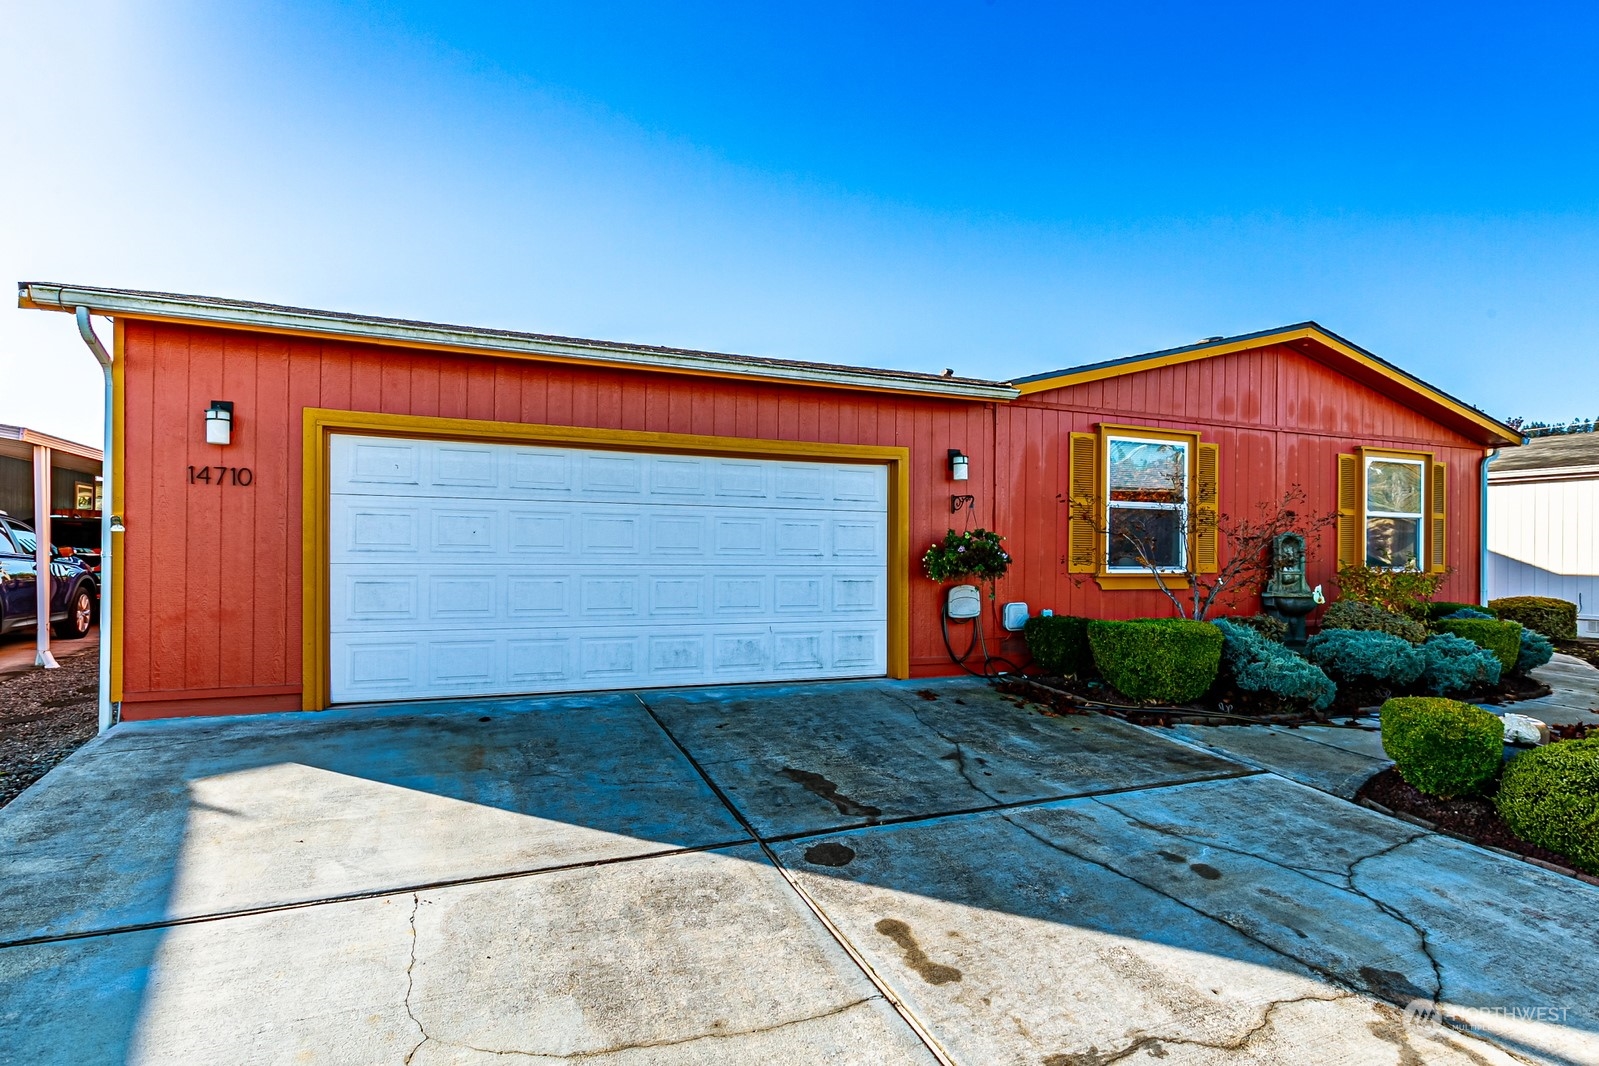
0 651 98 809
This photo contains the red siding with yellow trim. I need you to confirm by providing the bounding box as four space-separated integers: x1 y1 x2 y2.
116 323 1488 717
988 343 1485 624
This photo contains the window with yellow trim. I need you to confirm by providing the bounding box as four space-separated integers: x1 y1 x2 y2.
1106 434 1189 571
1364 454 1425 569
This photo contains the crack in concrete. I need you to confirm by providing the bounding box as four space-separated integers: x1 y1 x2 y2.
1082 794 1450 1004
1017 802 1530 1062
901 700 1001 804
997 810 1348 985
1085 792 1375 884
402 893 429 1065
413 995 883 1061
1044 990 1354 1065
1344 836 1448 1006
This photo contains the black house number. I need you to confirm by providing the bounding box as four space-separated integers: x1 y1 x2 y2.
188 465 254 486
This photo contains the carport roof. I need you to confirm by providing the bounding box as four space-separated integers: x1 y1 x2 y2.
18 282 1021 403
0 424 102 469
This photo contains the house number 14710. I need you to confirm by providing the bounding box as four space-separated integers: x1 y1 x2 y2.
187 465 254 486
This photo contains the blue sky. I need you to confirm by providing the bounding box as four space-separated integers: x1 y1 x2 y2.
3 1 1597 444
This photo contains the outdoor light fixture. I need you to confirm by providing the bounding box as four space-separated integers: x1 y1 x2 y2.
205 400 234 446
948 449 969 481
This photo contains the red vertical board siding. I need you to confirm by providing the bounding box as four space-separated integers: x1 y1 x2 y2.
117 323 1491 710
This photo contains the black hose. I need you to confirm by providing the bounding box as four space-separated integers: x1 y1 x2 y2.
941 606 1022 679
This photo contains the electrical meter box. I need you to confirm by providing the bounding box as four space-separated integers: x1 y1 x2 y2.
946 584 982 620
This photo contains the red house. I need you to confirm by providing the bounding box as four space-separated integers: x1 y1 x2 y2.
18 283 1521 721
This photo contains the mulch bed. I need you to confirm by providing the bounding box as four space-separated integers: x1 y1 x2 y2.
0 651 99 809
1356 767 1598 885
998 669 1550 729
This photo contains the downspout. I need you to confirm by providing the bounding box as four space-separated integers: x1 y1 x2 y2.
1479 445 1505 607
75 307 116 733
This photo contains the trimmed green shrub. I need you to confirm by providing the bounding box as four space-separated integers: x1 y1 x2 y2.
1086 619 1222 704
1495 739 1599 875
1303 629 1426 686
1320 600 1430 644
1213 620 1335 711
1419 633 1502 695
1489 596 1579 641
1023 615 1092 678
1516 627 1555 675
1225 613 1289 642
1427 600 1498 621
1435 618 1523 672
1380 696 1504 798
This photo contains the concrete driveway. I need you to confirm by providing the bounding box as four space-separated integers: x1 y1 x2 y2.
1 679 1594 1065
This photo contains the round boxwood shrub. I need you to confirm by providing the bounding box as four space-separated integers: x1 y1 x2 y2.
1495 739 1599 875
1213 619 1335 711
1023 615 1092 678
1427 600 1498 621
1320 600 1429 644
1433 618 1523 673
1380 696 1504 798
1086 618 1222 704
1419 633 1502 695
1489 596 1578 641
1516 627 1555 676
1303 628 1426 686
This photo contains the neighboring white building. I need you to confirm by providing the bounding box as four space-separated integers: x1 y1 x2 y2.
1487 432 1599 637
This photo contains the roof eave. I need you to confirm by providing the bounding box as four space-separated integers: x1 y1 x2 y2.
1012 324 1521 448
19 283 1020 403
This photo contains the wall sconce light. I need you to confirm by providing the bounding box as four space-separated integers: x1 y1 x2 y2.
205 400 234 446
948 449 969 481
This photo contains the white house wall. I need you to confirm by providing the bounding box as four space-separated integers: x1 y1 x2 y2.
1488 476 1599 633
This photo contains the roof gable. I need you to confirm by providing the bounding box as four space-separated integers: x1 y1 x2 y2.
1012 324 1521 447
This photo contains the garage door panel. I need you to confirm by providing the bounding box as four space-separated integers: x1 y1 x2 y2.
331 565 884 632
328 436 888 702
333 620 888 702
329 501 885 568
332 440 887 512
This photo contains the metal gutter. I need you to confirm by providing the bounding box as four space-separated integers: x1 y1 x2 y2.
74 308 116 734
20 283 1020 403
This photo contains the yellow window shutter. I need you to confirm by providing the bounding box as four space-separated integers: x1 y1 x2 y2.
1068 432 1099 573
1336 453 1361 568
1429 461 1447 572
1194 442 1220 573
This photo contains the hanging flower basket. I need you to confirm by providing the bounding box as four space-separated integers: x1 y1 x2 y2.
922 528 1012 583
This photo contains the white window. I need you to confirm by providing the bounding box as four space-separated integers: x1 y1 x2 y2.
1365 455 1424 569
1105 435 1188 571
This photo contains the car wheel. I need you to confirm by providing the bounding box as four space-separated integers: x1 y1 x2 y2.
53 586 94 639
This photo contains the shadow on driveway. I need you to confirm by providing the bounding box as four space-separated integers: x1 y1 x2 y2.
0 677 1594 1064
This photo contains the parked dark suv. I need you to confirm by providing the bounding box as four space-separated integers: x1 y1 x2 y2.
0 513 98 639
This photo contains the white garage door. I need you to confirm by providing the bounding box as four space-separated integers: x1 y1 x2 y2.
327 434 889 703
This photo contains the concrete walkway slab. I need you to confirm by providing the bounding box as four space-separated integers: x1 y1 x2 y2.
646 677 1247 837
1 844 934 1065
1165 723 1391 798
776 773 1594 1065
0 693 747 944
1518 653 1599 725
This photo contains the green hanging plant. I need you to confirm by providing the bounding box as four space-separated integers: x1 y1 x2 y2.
922 528 1012 583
